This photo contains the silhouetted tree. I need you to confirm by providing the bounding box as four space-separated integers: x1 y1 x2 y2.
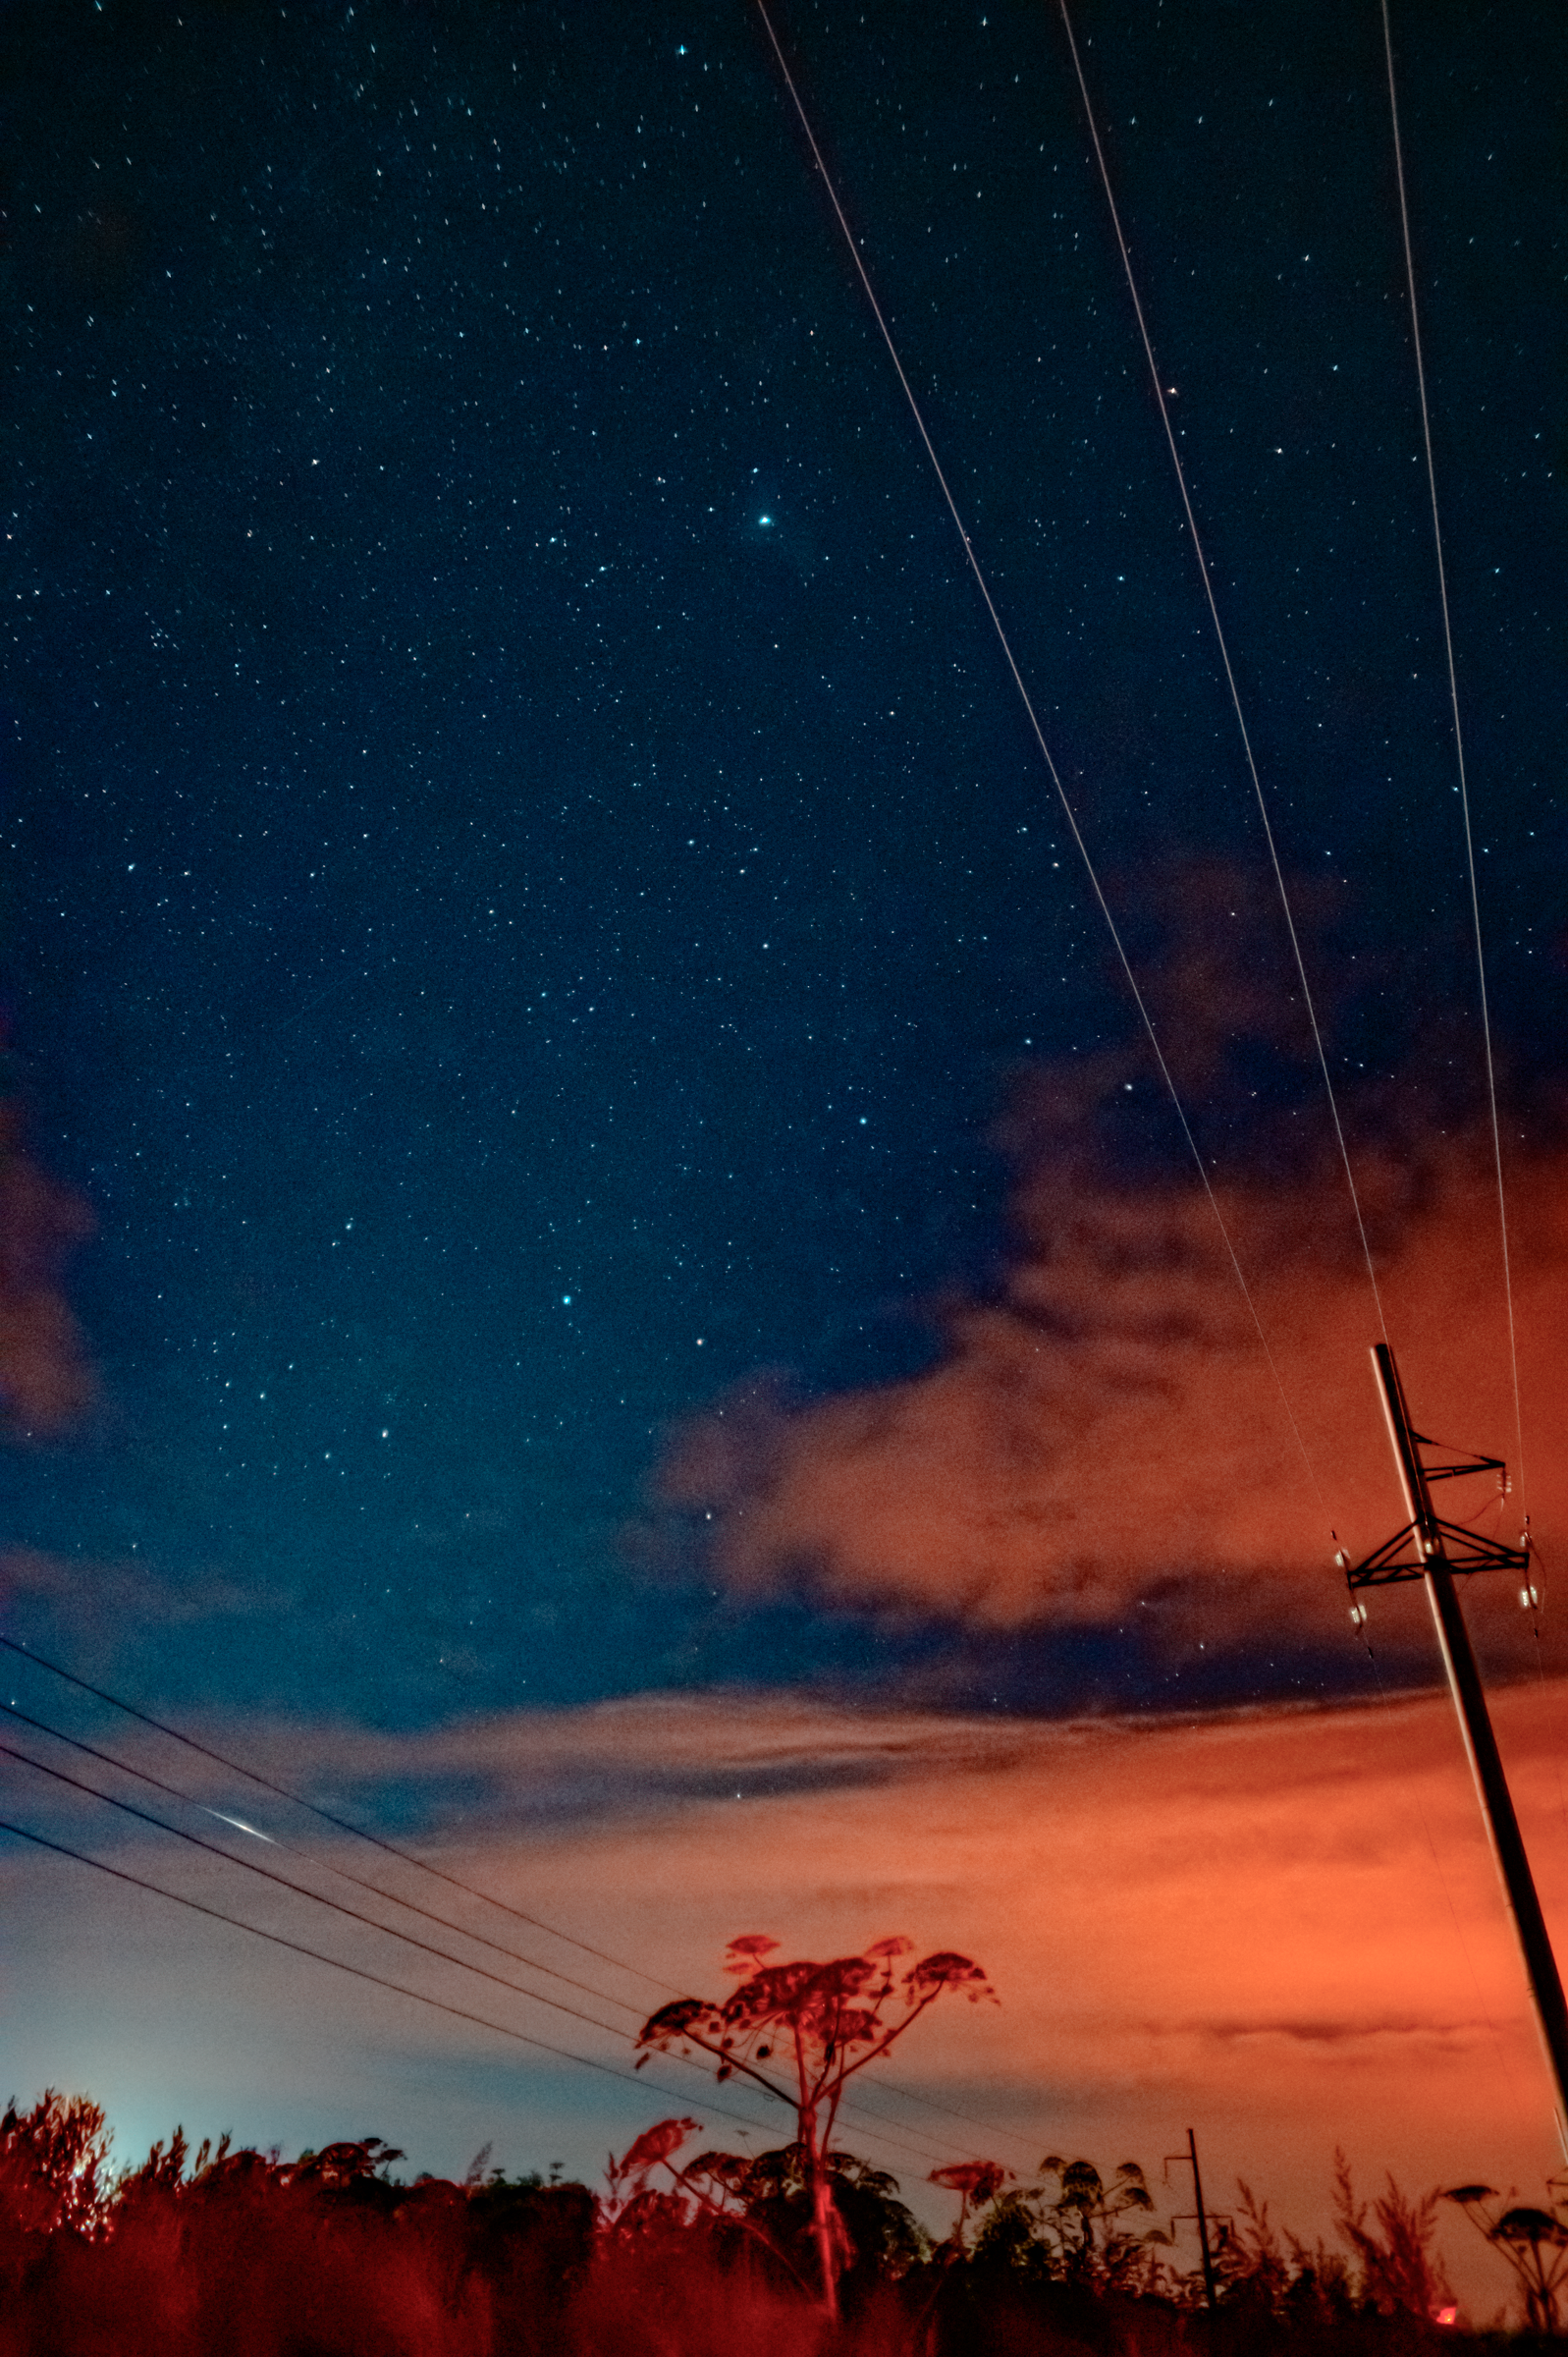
634 1931 993 2318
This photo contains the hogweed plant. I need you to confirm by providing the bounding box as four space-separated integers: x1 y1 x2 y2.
1443 2175 1568 2334
633 1932 995 2318
928 2160 1013 2252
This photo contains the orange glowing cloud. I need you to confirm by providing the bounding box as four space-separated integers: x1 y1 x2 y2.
490 1679 1568 2221
653 1108 1564 1645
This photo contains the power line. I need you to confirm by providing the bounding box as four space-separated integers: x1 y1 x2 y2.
1379 0 1525 1503
0 1697 648 2027
0 1813 785 2145
0 1716 966 2176
0 1634 663 1995
1054 0 1389 1358
1055 0 1546 2146
842 2074 1046 2165
0 1735 644 2046
0 1636 1040 2166
752 0 1330 1522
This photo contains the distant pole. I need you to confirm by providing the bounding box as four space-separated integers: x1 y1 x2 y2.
1187 2127 1218 2312
1166 2129 1220 2308
1371 1343 1568 2153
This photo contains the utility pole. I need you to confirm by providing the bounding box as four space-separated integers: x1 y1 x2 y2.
1345 1343 1568 2153
1165 2126 1220 2309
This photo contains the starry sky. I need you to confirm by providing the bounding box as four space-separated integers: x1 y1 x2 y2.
2 0 1566 2245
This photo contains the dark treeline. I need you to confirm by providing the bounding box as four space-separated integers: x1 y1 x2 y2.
0 2090 1556 2356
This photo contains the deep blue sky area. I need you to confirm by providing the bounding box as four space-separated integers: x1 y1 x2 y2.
1 0 1563 1726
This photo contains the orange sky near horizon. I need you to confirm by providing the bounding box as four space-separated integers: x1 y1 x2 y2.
5 1675 1565 2320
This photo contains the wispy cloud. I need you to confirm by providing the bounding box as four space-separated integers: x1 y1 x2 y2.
0 1101 96 1437
1 1547 291 1631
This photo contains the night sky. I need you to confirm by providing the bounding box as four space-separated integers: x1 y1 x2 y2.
2 0 1566 2234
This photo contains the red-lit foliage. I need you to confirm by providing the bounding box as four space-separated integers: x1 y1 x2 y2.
0 2092 113 2247
603 2117 929 2312
0 2111 595 2357
0 2087 1507 2355
966 2156 1164 2293
635 1933 995 2318
1331 2153 1456 2326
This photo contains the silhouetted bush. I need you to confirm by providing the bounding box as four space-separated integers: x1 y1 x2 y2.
0 2093 1528 2356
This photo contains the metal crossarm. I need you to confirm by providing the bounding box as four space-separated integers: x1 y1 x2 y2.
1404 1435 1509 1485
1345 1515 1529 1589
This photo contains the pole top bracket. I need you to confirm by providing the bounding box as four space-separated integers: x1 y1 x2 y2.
1340 1359 1528 1587
1342 1516 1529 1590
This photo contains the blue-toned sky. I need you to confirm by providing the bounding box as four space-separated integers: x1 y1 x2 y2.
2 0 1565 2270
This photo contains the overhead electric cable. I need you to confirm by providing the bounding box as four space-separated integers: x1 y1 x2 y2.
0 1723 967 2175
841 2075 1046 2165
751 0 1328 1520
0 1636 1045 2168
0 1814 784 2143
0 1633 663 1994
0 1736 645 2044
1054 0 1389 1350
0 1697 646 2024
1379 0 1525 1500
1054 0 1541 2139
